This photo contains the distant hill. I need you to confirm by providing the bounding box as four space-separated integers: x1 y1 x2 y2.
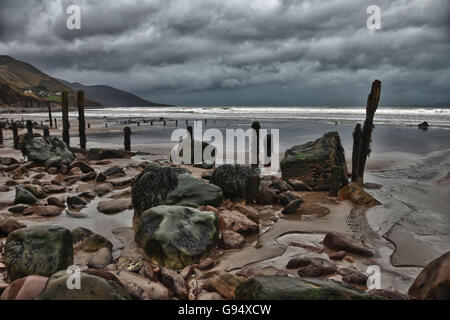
57 79 169 107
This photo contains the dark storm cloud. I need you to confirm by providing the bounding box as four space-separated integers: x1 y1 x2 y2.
0 0 449 106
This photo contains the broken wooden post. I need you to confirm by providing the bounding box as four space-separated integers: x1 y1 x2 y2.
357 80 381 185
330 166 344 197
185 120 188 126
351 123 362 182
61 91 70 147
43 126 50 137
88 123 91 129
48 104 53 128
0 126 3 145
124 126 131 151
150 121 153 126
264 133 272 167
251 121 261 168
77 90 87 149
163 120 166 126
105 123 108 128
54 118 57 129
175 120 178 127
12 122 19 150
26 120 33 135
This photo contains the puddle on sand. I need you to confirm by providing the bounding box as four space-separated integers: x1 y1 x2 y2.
16 196 133 259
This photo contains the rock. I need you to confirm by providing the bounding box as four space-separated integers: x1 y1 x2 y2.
81 171 97 182
72 227 113 253
88 247 113 269
286 257 337 277
112 270 169 300
23 184 46 199
69 167 83 176
210 165 260 202
97 199 132 215
338 182 380 207
338 268 368 285
4 226 73 280
0 157 19 166
236 266 289 279
329 251 347 260
363 182 382 189
5 180 19 187
8 205 29 214
14 186 37 205
344 256 354 263
47 197 66 208
193 258 216 270
67 196 87 207
233 204 260 222
324 232 373 257
131 167 223 222
408 251 450 300
235 276 383 300
107 176 134 187
94 183 114 196
267 176 293 193
0 275 48 300
198 205 220 215
281 132 348 191
196 291 224 300
218 210 258 234
69 161 95 174
287 179 313 191
220 230 245 249
36 270 130 300
87 148 130 160
0 218 26 235
66 210 88 218
21 136 74 166
44 157 62 170
255 186 279 205
96 172 107 182
279 191 302 206
23 206 62 217
203 271 246 300
41 184 66 194
103 165 125 177
418 121 429 130
160 267 188 299
370 289 410 300
282 199 303 214
0 185 9 192
135 205 219 269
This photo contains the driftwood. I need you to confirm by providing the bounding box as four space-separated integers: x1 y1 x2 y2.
77 90 87 149
352 80 381 185
61 91 70 147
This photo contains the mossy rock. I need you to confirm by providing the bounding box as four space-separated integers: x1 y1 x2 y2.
135 205 219 269
20 136 74 165
235 276 385 300
4 225 73 281
72 227 113 252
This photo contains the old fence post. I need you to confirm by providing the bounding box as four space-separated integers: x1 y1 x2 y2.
351 123 362 182
124 127 131 151
26 120 33 135
251 121 261 168
12 122 19 150
48 103 53 128
77 90 87 149
61 91 70 147
0 125 3 145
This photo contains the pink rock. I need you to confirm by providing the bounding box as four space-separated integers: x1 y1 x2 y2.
0 275 48 300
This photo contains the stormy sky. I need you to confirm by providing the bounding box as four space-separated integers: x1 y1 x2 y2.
0 0 449 106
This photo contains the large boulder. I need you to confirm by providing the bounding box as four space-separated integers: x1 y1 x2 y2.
35 270 130 300
235 276 383 300
20 135 74 166
4 226 73 280
135 205 219 269
280 132 348 191
408 251 450 300
210 165 260 202
131 166 223 222
14 186 37 205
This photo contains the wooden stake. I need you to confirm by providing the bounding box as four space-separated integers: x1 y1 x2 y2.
61 91 70 147
77 91 87 149
251 121 261 168
48 103 53 128
124 127 131 151
351 123 362 182
12 122 19 150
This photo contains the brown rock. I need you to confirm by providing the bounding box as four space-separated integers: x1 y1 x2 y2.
23 205 62 217
255 186 279 205
236 266 288 279
0 275 48 300
287 179 313 191
286 257 337 277
198 205 220 215
69 161 95 174
324 232 373 257
8 205 29 214
233 204 260 222
0 218 26 234
193 258 215 270
94 183 113 195
218 210 258 234
113 270 169 300
329 251 347 260
282 199 303 214
338 268 368 285
47 197 66 208
97 199 132 215
203 271 245 300
69 167 83 176
160 267 188 299
220 230 245 249
196 290 224 300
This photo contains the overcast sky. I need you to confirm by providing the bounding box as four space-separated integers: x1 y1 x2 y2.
0 0 449 106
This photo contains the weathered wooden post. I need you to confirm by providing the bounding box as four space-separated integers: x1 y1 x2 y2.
137 121 140 127
48 104 53 128
88 123 91 129
124 127 131 151
357 80 381 185
330 166 344 197
12 122 19 150
61 91 70 147
187 125 193 140
264 133 272 167
43 126 50 137
77 90 87 149
26 120 33 135
54 118 57 129
351 123 362 182
185 120 188 126
0 126 3 145
150 121 153 126
251 121 261 168
175 120 178 127
163 120 166 126
205 119 207 126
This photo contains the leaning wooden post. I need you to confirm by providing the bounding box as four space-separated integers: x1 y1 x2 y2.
358 80 381 185
251 121 261 168
124 127 131 151
26 120 33 135
352 123 362 182
61 91 70 147
12 122 19 150
77 90 87 149
48 104 53 128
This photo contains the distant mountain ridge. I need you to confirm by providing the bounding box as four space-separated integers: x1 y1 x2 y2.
57 79 169 107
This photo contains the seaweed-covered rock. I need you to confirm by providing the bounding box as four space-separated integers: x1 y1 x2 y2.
20 136 74 165
281 132 348 191
4 226 73 281
210 165 260 202
235 276 383 300
87 148 130 160
35 270 130 300
131 166 223 222
135 205 219 269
